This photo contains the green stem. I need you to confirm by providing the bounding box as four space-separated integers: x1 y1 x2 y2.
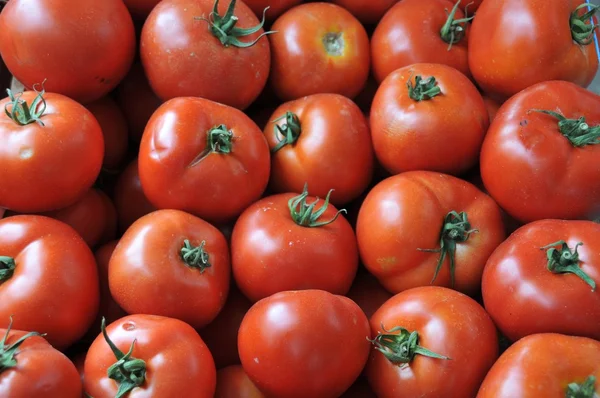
533 110 600 147
4 82 47 126
570 3 599 45
0 317 45 372
439 0 474 49
541 241 596 291
188 124 235 167
0 257 15 284
180 240 211 273
407 75 442 101
288 184 346 228
566 375 598 398
271 111 301 153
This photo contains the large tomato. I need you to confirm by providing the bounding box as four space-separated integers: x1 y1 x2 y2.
244 0 302 21
0 0 135 103
264 93 373 205
480 81 600 223
330 0 397 25
138 97 270 224
367 286 498 398
85 97 129 171
370 63 488 175
216 365 265 398
469 0 598 100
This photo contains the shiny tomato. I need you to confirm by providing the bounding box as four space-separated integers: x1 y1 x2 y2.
357 171 505 296
480 81 600 223
92 241 127 332
84 315 216 397
0 0 135 103
264 93 373 205
244 0 302 21
123 0 161 19
469 0 599 100
346 268 393 319
367 286 498 398
371 63 488 176
216 365 265 398
138 97 270 224
269 3 370 101
238 290 371 398
331 0 398 25
85 97 129 171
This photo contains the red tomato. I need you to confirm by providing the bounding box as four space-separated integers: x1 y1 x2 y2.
0 0 135 103
0 89 104 213
244 0 303 21
469 0 599 100
478 333 600 398
0 215 99 350
269 3 370 101
216 365 265 398
264 93 374 205
238 290 371 398
346 268 393 319
123 0 161 19
138 97 270 224
85 97 129 171
357 171 505 296
94 241 127 330
331 0 398 25
371 63 488 176
84 315 216 397
367 286 498 398
480 81 600 223
113 158 157 233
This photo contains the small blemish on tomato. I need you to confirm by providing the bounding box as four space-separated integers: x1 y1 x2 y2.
322 32 344 56
19 148 33 159
123 321 136 331
520 119 528 127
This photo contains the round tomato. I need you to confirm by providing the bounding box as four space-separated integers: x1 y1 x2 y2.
244 0 302 21
367 286 498 398
238 290 371 398
84 315 216 397
0 0 135 103
138 97 270 224
330 0 397 25
480 81 600 223
371 63 488 176
264 93 373 205
346 268 393 319
85 97 129 171
269 3 370 101
469 0 598 100
216 365 265 398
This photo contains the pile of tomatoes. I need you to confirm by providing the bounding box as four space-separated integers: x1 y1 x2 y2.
0 0 599 397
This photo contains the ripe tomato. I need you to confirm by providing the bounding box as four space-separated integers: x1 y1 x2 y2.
244 0 302 21
269 3 370 101
84 315 216 397
469 0 599 100
357 171 505 296
139 97 270 224
123 0 161 19
216 365 265 398
367 286 498 398
480 81 600 223
330 0 397 25
0 89 104 213
238 290 371 398
346 268 393 319
371 63 488 176
264 93 373 205
0 215 99 350
92 241 127 332
0 0 135 103
477 333 600 398
85 97 129 171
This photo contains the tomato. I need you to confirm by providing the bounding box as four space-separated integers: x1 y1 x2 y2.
269 3 370 101
0 0 135 103
238 290 371 398
84 315 216 397
370 63 488 176
264 93 373 205
367 286 498 398
482 95 501 122
123 0 161 19
480 81 600 223
0 89 104 213
469 0 599 100
93 241 127 332
346 268 393 319
244 0 302 21
216 365 265 398
85 97 129 171
357 171 505 296
0 215 99 350
139 97 270 224
478 333 600 398
330 0 398 25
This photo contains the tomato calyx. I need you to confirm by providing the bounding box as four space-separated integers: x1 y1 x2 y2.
180 239 212 273
570 3 600 45
0 317 45 372
407 75 442 101
566 375 597 398
272 111 301 153
542 241 596 291
533 110 600 147
189 125 234 167
439 0 474 50
323 32 344 56
0 257 15 283
288 184 346 228
3 83 47 126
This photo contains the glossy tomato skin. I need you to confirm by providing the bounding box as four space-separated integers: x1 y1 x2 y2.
139 97 270 224
244 0 303 21
331 0 398 25
368 286 498 398
269 3 370 101
85 97 129 171
371 63 488 175
0 0 135 103
265 94 374 205
469 0 598 100
480 81 600 223
357 171 505 296
216 365 265 398
0 91 104 213
84 315 216 397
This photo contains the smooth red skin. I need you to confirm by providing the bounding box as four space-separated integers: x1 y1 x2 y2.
477 334 600 398
265 94 374 205
269 3 370 101
368 286 499 398
93 241 127 329
331 0 398 25
0 330 82 397
482 95 501 123
370 63 488 176
216 365 266 398
480 81 600 223
469 0 598 100
141 0 271 110
0 0 135 103
84 315 216 398
356 171 506 296
346 268 393 319
85 97 129 171
0 92 104 213
0 216 99 350
231 193 358 302
244 0 303 21
138 97 270 224
123 0 161 19
238 290 371 398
